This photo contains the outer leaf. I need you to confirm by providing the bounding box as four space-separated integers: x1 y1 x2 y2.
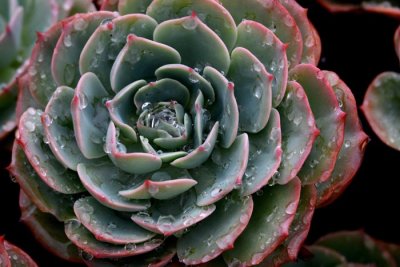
177 193 253 265
223 178 301 266
290 64 345 185
17 109 85 194
219 0 302 67
259 185 317 266
317 71 369 206
276 81 319 185
315 231 396 267
361 72 400 151
19 190 82 263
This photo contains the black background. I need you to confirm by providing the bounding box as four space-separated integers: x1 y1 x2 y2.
1 1 400 266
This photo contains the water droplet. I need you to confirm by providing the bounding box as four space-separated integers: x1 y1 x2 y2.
124 243 137 251
78 92 88 110
211 187 222 197
74 17 88 31
43 113 53 127
240 213 249 224
63 34 72 47
344 140 351 148
81 251 94 261
285 201 297 215
158 215 174 230
24 121 35 132
29 66 37 76
253 85 262 99
253 63 262 73
293 115 303 126
305 35 314 48
188 72 199 83
263 33 274 47
284 15 294 26
37 52 44 62
103 143 111 154
309 159 319 168
96 41 106 54
182 17 198 30
141 102 152 111
116 142 127 153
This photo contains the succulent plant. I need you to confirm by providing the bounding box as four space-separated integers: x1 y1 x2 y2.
362 25 400 151
317 0 400 18
9 0 368 266
0 236 37 267
283 230 400 267
0 0 96 140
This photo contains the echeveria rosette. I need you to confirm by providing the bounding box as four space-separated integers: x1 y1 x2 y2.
317 0 400 18
9 0 367 266
0 236 38 267
362 26 400 151
283 230 400 267
0 0 96 140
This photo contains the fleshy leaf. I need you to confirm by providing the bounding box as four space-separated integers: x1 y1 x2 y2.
43 86 91 171
177 193 253 265
106 80 148 143
147 0 237 51
19 191 82 263
219 0 302 67
80 14 157 91
170 122 219 169
317 71 369 206
191 134 249 206
74 197 156 245
10 142 76 221
155 64 215 103
240 109 282 196
118 0 153 14
228 47 273 133
83 242 176 267
223 178 301 266
119 166 197 200
276 81 319 185
290 64 345 185
65 220 163 258
77 161 151 212
51 11 115 87
203 66 238 148
361 72 400 150
110 34 181 92
52 12 117 87
153 14 230 74
395 26 400 61
17 109 85 194
2 240 38 267
317 0 400 18
134 78 190 109
279 0 321 65
260 185 317 266
315 231 396 266
132 190 215 236
0 7 22 69
27 19 70 106
282 245 346 267
71 72 111 159
106 122 162 174
236 20 288 107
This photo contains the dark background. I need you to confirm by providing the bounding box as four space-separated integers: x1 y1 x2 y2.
1 1 399 266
